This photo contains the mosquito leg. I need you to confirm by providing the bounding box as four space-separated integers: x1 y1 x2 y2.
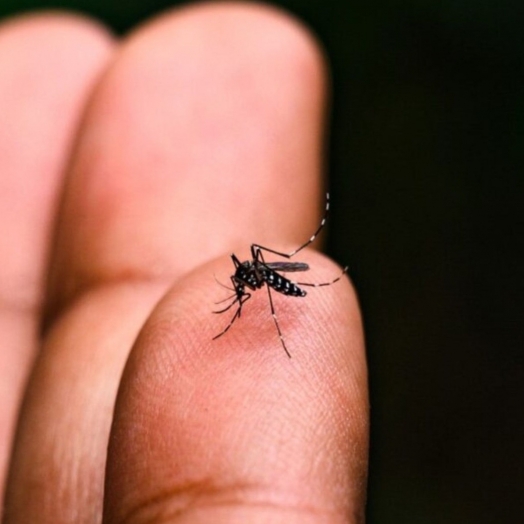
212 293 251 339
212 306 242 339
296 266 349 287
213 295 240 314
266 284 291 358
213 276 245 311
251 193 330 260
213 273 236 293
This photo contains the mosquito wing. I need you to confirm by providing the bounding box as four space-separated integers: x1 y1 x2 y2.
264 262 310 272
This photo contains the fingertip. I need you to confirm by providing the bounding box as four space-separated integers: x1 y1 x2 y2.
0 10 114 56
128 1 328 81
105 253 368 522
0 9 115 305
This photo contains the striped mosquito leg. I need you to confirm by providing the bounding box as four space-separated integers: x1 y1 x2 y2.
266 285 292 358
287 193 330 257
212 306 242 340
251 193 330 260
296 266 349 288
213 293 251 340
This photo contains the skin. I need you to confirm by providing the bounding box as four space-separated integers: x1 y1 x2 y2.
0 3 368 524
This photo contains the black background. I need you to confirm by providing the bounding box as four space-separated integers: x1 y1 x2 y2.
1 1 523 523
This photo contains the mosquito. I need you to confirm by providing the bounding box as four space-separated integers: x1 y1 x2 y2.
212 193 348 357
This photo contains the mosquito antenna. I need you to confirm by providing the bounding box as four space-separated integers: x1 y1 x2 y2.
213 293 238 309
213 273 235 292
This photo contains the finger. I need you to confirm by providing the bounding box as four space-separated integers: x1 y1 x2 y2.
45 1 328 321
0 12 113 497
105 253 368 524
5 3 329 523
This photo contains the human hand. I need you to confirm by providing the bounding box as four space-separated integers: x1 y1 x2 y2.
1 4 368 523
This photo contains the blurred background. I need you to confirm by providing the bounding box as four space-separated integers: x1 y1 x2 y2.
1 1 522 522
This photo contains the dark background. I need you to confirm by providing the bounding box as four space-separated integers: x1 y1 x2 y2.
1 1 523 523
